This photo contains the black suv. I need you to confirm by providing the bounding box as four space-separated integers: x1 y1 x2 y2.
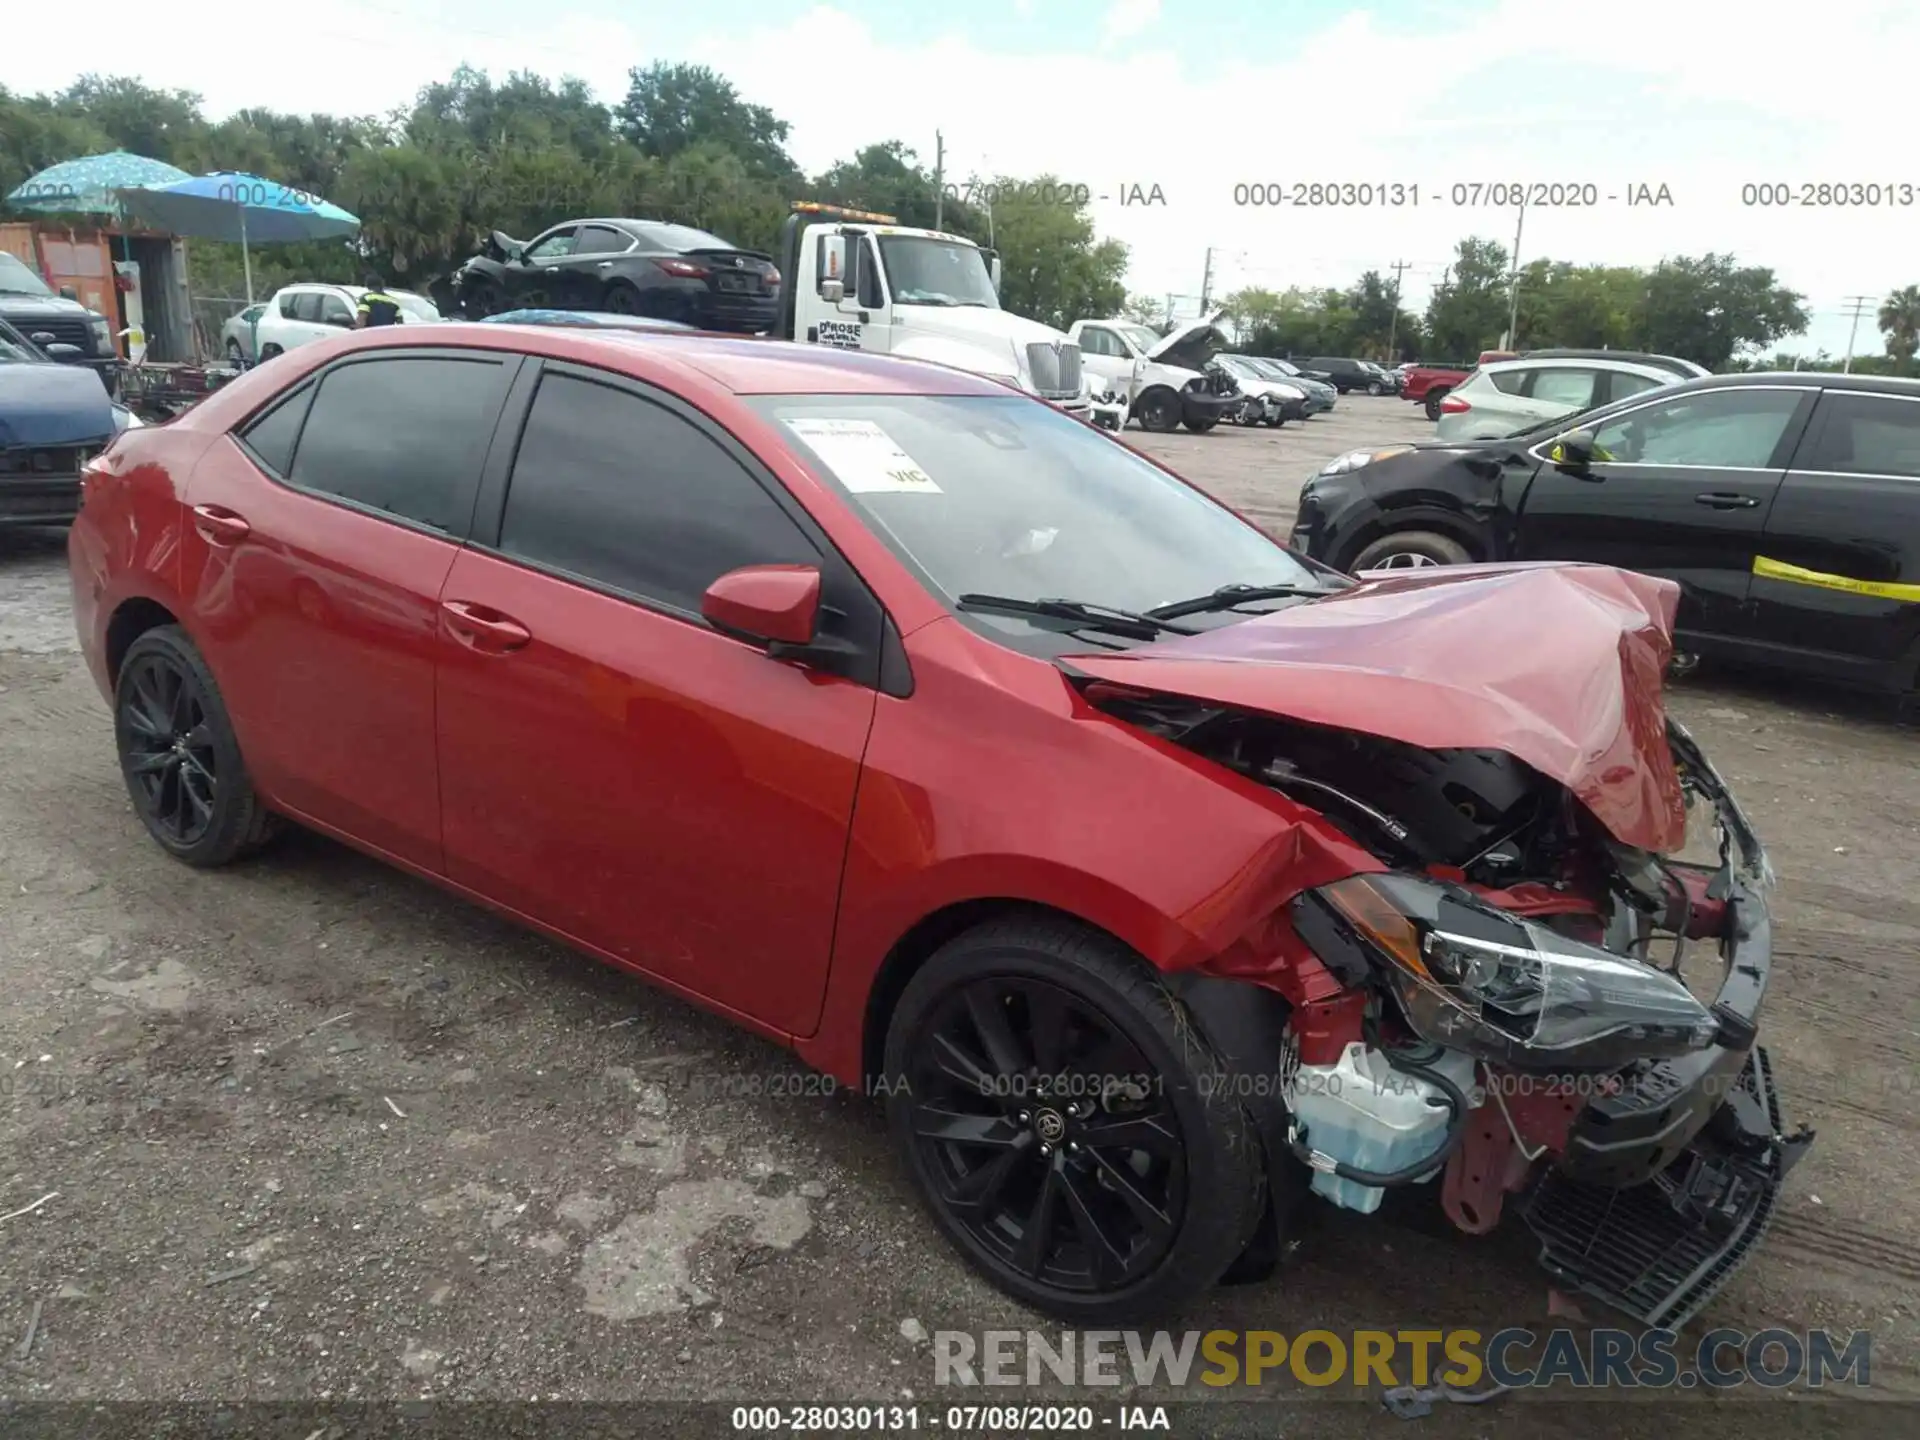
1290 371 1920 693
0 251 118 393
451 218 781 332
1303 357 1393 394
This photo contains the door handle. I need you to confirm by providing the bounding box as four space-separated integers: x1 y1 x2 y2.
440 599 531 653
191 504 251 545
1693 492 1760 509
596 261 614 268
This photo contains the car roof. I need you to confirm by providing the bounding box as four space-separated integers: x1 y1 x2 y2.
1479 355 1675 379
339 323 1014 397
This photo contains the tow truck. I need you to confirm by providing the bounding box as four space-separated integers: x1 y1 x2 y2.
771 202 1091 420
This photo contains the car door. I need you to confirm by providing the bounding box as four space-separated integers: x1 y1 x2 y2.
1513 384 1817 641
180 348 521 870
434 362 883 1033
313 289 356 339
1744 387 1920 678
1076 325 1133 388
509 226 580 306
554 223 633 309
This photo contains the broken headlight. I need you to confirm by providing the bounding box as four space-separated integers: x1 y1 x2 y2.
1296 873 1721 1071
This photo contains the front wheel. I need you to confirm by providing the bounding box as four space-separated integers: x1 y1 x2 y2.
884 918 1263 1323
1367 380 1384 395
1348 528 1474 571
115 626 275 867
1135 388 1182 433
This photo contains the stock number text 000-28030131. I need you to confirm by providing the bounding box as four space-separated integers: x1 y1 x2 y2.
1231 181 1676 208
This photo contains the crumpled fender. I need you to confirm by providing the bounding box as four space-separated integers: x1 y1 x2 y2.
1066 562 1688 853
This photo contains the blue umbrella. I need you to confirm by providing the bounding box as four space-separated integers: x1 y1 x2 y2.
5 151 191 215
117 171 360 303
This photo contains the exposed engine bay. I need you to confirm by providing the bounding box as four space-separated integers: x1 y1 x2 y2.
1090 683 1813 1328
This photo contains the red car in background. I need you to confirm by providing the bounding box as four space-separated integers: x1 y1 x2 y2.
1402 352 1517 419
67 323 1804 1325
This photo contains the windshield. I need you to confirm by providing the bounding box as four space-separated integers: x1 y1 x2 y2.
875 236 998 307
0 253 54 298
750 394 1320 644
1258 358 1302 377
0 325 47 364
1116 324 1162 356
1218 356 1261 379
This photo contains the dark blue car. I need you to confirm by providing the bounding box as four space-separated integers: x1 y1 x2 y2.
479 309 697 332
0 317 137 527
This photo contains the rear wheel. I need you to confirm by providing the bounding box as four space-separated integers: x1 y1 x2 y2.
884 918 1263 1323
114 626 275 868
1349 528 1474 571
1424 386 1452 421
604 282 642 315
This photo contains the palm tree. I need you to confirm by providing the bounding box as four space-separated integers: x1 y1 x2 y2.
1878 285 1920 364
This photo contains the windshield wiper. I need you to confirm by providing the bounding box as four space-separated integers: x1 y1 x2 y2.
1146 581 1346 620
957 593 1198 640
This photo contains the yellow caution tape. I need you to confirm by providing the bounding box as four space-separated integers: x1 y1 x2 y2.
1752 555 1920 602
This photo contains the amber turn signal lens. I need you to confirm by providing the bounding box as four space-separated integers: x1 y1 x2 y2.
1320 876 1431 980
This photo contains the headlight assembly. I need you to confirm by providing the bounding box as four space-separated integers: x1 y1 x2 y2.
1297 873 1721 1070
1319 446 1412 475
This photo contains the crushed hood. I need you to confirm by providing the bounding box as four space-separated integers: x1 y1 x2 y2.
1068 563 1688 852
1147 310 1226 371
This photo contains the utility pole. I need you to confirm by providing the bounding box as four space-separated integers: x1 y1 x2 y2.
1164 292 1175 328
1840 294 1877 373
1502 195 1527 350
1385 258 1410 359
932 131 945 231
1199 247 1215 310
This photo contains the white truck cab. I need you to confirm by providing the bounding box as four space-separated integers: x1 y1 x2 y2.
1067 312 1243 434
775 202 1090 420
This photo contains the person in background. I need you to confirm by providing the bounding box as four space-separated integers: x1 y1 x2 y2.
356 275 402 328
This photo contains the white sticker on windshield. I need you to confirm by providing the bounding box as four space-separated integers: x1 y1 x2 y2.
785 418 942 494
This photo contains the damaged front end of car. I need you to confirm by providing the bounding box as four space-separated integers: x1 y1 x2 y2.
1071 582 1813 1327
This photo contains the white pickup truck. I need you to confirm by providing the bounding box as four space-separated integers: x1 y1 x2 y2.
773 202 1091 421
1067 313 1244 433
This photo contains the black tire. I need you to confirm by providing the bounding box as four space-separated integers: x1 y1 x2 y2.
1423 386 1451 421
1367 380 1384 395
225 339 244 365
1135 388 1182 433
1348 528 1474 572
884 917 1263 1323
1184 416 1218 433
604 282 641 315
463 280 505 319
114 625 275 868
259 344 283 361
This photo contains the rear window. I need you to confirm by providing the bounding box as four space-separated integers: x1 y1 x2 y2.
629 222 735 252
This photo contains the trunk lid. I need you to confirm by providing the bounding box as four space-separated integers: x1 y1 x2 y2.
1066 563 1688 852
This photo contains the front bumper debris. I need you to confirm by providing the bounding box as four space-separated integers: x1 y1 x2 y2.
1524 1045 1811 1328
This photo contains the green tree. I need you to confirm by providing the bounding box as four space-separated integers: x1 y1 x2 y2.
982 175 1126 330
616 63 798 182
1636 254 1807 370
1422 237 1509 361
1879 284 1920 364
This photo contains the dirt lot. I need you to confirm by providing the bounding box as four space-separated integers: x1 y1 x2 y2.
1 396 1915 1432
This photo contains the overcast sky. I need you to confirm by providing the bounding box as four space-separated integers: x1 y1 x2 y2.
8 0 1913 355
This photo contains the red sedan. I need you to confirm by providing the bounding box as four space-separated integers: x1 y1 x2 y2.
68 323 1803 1324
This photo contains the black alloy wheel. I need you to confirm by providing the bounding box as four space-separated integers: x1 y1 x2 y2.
1136 389 1182 433
885 919 1263 1321
115 626 275 867
604 282 641 315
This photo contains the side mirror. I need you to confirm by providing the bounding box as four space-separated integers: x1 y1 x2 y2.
1550 428 1597 469
702 564 822 649
43 342 84 361
989 255 1002 292
59 286 79 301
818 234 848 303
326 313 354 328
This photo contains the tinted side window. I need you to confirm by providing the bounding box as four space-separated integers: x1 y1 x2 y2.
1078 328 1118 357
525 228 577 261
293 294 324 322
316 292 354 325
288 356 507 534
1487 368 1528 395
1527 368 1599 409
1590 389 1805 468
1607 371 1664 402
276 292 300 319
1801 393 1920 478
498 373 817 615
237 385 313 476
575 225 631 255
857 239 885 309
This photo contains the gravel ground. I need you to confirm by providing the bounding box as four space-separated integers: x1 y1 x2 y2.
0 396 1915 1433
